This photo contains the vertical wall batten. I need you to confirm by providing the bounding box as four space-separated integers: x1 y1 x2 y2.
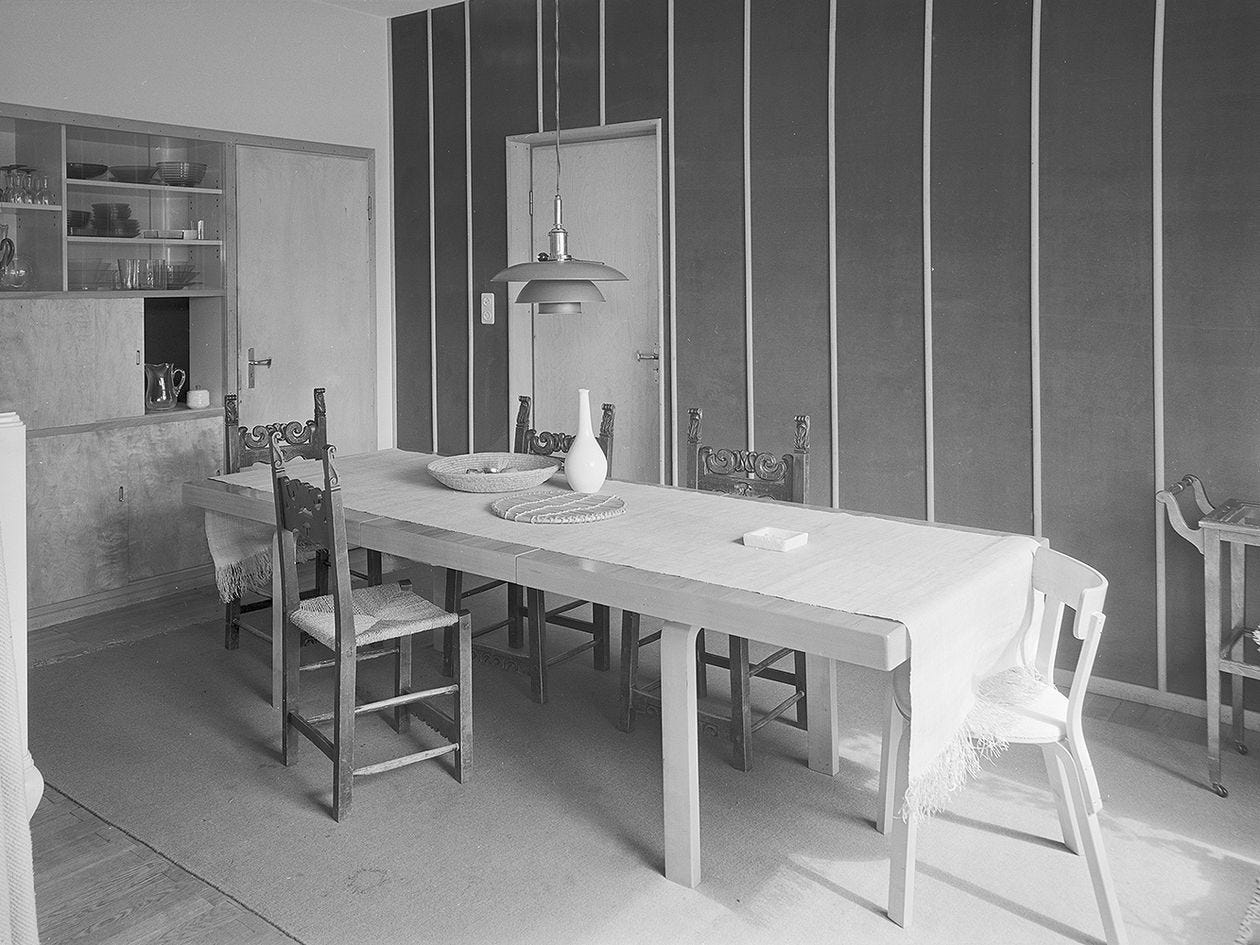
827 0 839 509
599 0 606 125
428 12 438 452
667 0 678 484
742 0 754 449
922 0 935 522
536 0 544 132
1153 0 1168 693
1030 0 1043 538
464 2 474 450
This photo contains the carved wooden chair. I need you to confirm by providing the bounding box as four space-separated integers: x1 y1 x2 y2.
443 393 616 704
619 407 810 770
876 546 1126 945
270 433 472 821
223 388 378 650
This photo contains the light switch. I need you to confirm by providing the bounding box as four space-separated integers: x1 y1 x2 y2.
480 292 495 325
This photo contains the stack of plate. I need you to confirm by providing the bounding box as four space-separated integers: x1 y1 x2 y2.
109 165 157 184
155 162 207 187
66 209 91 228
91 203 139 238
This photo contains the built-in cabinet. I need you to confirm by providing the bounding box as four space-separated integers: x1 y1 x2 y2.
1 107 230 629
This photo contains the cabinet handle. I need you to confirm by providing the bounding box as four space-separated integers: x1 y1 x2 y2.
136 350 141 365
118 486 125 503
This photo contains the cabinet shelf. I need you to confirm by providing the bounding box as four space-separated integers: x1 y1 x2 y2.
67 179 223 196
68 236 223 246
28 406 221 439
0 201 61 212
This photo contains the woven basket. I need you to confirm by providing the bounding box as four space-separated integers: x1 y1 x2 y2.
427 452 559 493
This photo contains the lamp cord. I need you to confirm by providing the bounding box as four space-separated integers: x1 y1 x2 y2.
554 0 561 202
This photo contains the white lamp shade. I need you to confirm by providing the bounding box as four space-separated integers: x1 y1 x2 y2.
491 258 627 283
514 279 606 305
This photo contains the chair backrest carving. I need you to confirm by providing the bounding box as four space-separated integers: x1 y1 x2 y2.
685 407 809 504
269 433 353 644
513 394 616 475
226 387 328 473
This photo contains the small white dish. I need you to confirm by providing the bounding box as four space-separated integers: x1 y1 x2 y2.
742 526 808 552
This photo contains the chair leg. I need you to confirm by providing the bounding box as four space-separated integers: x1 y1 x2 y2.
225 600 241 650
527 587 548 704
453 612 473 783
1054 741 1128 945
887 707 916 928
281 616 302 765
332 637 357 822
394 634 412 733
793 650 808 728
441 569 463 678
729 635 752 772
314 549 330 596
619 611 641 732
696 630 708 698
1042 743 1081 854
593 604 611 671
507 583 524 649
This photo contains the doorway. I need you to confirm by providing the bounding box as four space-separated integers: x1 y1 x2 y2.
506 121 663 484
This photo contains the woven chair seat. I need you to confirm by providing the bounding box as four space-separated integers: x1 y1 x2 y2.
292 582 458 649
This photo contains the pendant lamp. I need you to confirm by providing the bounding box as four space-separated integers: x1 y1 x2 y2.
490 0 627 313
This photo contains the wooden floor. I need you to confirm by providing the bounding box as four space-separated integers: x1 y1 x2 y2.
32 786 297 945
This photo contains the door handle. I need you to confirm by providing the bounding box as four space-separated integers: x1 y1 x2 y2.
247 347 272 389
635 350 659 362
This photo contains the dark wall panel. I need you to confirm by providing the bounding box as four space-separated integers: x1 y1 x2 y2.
749 0 832 505
1041 0 1156 686
605 0 672 471
672 0 746 456
391 12 432 451
1163 0 1260 698
542 0 600 131
930 0 1032 533
834 0 926 518
470 0 537 450
431 4 469 454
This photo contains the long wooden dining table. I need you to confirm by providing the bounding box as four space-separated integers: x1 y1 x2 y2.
183 448 1029 889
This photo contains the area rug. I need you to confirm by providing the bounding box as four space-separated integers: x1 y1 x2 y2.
1239 879 1260 945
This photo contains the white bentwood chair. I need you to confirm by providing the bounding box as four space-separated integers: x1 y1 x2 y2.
876 545 1127 945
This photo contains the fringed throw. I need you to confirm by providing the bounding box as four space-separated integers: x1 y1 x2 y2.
902 666 1048 821
204 511 274 603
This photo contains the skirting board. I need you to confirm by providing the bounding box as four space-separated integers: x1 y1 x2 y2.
1056 668 1260 733
29 565 217 632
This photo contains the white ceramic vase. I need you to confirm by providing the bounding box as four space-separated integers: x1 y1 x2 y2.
565 388 608 493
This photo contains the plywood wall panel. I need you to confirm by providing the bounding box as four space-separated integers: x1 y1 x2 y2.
834 0 926 518
1162 0 1260 698
391 13 433 451
470 0 538 450
929 0 1032 533
747 0 832 505
672 0 747 456
431 4 469 455
1040 0 1156 687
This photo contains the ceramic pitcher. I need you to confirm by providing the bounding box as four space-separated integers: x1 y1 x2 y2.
144 362 186 412
565 388 608 493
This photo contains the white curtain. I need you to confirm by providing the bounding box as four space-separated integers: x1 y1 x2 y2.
0 520 38 944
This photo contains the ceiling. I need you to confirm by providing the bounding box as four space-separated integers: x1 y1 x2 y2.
313 0 460 19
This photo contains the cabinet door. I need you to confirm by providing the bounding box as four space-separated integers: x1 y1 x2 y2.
123 416 221 582
26 431 129 608
235 145 375 454
0 298 145 428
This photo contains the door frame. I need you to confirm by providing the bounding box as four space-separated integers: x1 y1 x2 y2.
505 118 667 484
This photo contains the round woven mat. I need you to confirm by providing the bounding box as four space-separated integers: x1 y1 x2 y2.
489 490 626 524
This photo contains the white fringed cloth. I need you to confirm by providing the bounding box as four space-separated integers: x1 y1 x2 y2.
203 511 273 603
0 522 39 945
211 452 1044 818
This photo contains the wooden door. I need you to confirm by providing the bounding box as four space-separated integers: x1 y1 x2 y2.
525 135 661 483
235 146 375 455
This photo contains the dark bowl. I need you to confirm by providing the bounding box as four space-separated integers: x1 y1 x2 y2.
66 163 108 180
108 165 158 184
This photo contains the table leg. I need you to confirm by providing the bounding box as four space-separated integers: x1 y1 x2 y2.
660 621 702 888
806 654 840 776
1229 543 1248 755
271 529 282 711
1204 536 1225 796
432 566 448 652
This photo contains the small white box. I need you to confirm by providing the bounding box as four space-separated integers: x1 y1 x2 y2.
742 527 808 552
